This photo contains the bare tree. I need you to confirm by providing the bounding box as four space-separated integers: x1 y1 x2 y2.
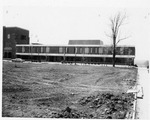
106 12 129 67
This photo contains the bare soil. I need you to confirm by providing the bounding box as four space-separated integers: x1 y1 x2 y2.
2 61 137 118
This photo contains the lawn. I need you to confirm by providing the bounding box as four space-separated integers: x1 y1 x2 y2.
2 61 137 118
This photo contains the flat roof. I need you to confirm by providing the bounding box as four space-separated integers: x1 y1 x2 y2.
3 26 29 32
16 44 135 47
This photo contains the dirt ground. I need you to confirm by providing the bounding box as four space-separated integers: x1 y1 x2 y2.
2 61 137 118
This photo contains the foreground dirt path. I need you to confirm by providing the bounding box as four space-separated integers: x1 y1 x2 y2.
2 61 137 118
136 68 150 119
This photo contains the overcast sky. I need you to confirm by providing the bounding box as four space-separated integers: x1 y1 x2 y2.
2 0 150 60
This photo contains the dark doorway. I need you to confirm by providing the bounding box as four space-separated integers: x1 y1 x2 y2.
4 52 12 58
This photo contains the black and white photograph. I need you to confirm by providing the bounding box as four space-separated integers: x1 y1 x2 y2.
1 0 150 119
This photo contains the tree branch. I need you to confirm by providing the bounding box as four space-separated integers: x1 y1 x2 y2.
110 18 115 33
105 31 112 38
107 12 128 46
114 13 120 35
118 13 126 28
116 35 131 45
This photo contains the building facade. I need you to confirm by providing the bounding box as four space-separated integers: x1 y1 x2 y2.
16 44 135 65
3 26 135 65
3 26 29 58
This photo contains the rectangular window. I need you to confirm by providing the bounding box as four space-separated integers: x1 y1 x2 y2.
120 47 124 55
76 47 79 54
43 47 46 53
80 48 83 54
95 48 97 54
89 48 92 54
16 46 22 53
107 47 112 55
46 47 49 53
103 47 108 54
128 47 134 55
124 47 128 55
7 34 10 39
31 47 36 53
22 46 25 53
41 47 43 53
21 35 26 40
24 47 30 53
82 48 85 54
59 47 63 53
91 48 94 54
85 48 89 54
60 47 66 53
50 47 59 53
67 47 75 54
76 47 83 54
38 47 41 53
99 47 103 54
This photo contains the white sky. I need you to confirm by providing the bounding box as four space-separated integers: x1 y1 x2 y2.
2 0 150 60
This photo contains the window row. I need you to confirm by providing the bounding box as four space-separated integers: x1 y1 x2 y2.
16 46 135 55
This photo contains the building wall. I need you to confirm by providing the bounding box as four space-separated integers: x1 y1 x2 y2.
16 45 135 65
68 40 103 45
3 26 29 58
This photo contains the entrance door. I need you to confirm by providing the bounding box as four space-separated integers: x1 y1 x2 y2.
4 52 12 58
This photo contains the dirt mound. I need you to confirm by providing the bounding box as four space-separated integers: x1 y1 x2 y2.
51 107 93 118
51 93 135 119
79 92 134 119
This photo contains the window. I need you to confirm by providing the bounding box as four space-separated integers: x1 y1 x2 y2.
67 47 75 54
59 47 63 53
59 47 66 53
99 47 103 54
84 48 89 54
21 35 26 40
103 47 108 54
22 46 25 53
120 47 124 55
80 48 83 54
50 47 59 53
24 47 30 53
7 34 10 39
41 47 43 53
46 47 50 53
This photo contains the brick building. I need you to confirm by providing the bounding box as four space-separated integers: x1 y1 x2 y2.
3 26 29 58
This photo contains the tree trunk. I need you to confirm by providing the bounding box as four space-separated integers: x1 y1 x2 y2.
113 48 116 67
113 35 116 67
